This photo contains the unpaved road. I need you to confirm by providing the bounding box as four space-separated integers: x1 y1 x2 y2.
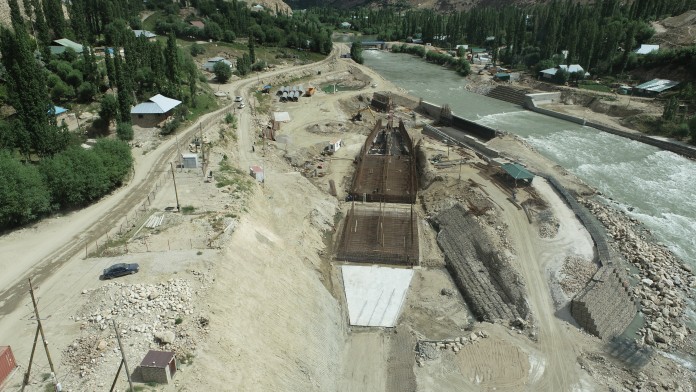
0 46 342 317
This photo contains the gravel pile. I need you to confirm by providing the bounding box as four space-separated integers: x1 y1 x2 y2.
62 277 211 388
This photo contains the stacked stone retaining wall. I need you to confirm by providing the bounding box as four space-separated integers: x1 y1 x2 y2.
543 175 638 338
571 266 638 339
432 204 529 322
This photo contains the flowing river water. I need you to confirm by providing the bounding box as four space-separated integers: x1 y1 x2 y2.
362 50 696 355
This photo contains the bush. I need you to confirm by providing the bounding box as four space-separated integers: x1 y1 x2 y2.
160 118 181 135
190 43 205 57
225 113 234 124
116 122 134 141
51 80 75 101
99 94 118 125
77 81 97 102
66 69 84 87
251 60 266 72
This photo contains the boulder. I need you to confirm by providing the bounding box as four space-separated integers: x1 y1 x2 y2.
154 330 176 344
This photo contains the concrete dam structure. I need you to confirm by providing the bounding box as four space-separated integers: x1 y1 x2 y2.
338 118 419 266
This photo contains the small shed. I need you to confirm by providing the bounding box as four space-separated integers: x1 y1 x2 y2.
0 346 17 388
203 57 233 72
133 30 157 40
138 350 176 384
501 163 535 186
327 138 342 153
494 73 511 81
181 153 198 169
250 165 264 182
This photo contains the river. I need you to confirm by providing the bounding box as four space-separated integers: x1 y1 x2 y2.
362 50 696 330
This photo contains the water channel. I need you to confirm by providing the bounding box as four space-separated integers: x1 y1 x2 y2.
362 50 696 362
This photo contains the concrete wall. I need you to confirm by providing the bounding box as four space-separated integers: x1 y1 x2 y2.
418 101 497 141
524 92 562 106
421 124 500 160
525 99 696 159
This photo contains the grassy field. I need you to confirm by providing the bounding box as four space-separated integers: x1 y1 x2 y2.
578 82 612 93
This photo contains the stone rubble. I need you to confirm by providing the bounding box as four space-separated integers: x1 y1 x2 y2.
415 330 491 365
62 277 211 388
582 198 695 348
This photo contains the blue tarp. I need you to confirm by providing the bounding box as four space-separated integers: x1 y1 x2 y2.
52 106 68 115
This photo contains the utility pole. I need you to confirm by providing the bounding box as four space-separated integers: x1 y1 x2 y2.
112 320 134 392
24 279 58 391
170 162 180 211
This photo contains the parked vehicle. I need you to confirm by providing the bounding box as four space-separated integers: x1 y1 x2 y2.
238 103 246 109
101 263 139 280
234 96 243 102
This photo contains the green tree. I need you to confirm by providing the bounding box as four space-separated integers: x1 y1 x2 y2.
165 32 179 84
213 61 232 82
39 146 109 207
0 152 52 228
99 94 118 126
69 0 90 42
104 51 116 88
350 41 364 64
77 81 97 102
91 138 133 186
0 4 69 157
42 0 66 39
116 122 134 141
236 53 251 76
553 68 570 84
187 62 197 107
249 34 256 64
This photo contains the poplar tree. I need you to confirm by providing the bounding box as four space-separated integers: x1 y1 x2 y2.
42 0 65 38
1 0 68 157
114 52 133 124
248 34 256 64
165 32 179 84
104 50 116 89
69 0 90 43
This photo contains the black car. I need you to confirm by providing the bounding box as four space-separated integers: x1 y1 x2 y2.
101 263 139 280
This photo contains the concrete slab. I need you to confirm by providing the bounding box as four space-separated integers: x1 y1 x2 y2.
341 265 414 327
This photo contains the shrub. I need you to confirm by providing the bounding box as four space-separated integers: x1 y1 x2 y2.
99 94 118 126
0 152 52 228
190 43 205 57
77 81 97 102
160 118 181 135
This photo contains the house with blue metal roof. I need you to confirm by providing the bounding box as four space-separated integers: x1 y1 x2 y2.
633 79 680 96
130 94 182 127
50 38 84 55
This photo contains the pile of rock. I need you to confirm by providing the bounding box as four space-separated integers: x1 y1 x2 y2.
559 256 598 296
583 199 695 347
415 331 490 366
64 278 211 385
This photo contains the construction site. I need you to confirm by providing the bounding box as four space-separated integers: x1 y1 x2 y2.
0 43 694 392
